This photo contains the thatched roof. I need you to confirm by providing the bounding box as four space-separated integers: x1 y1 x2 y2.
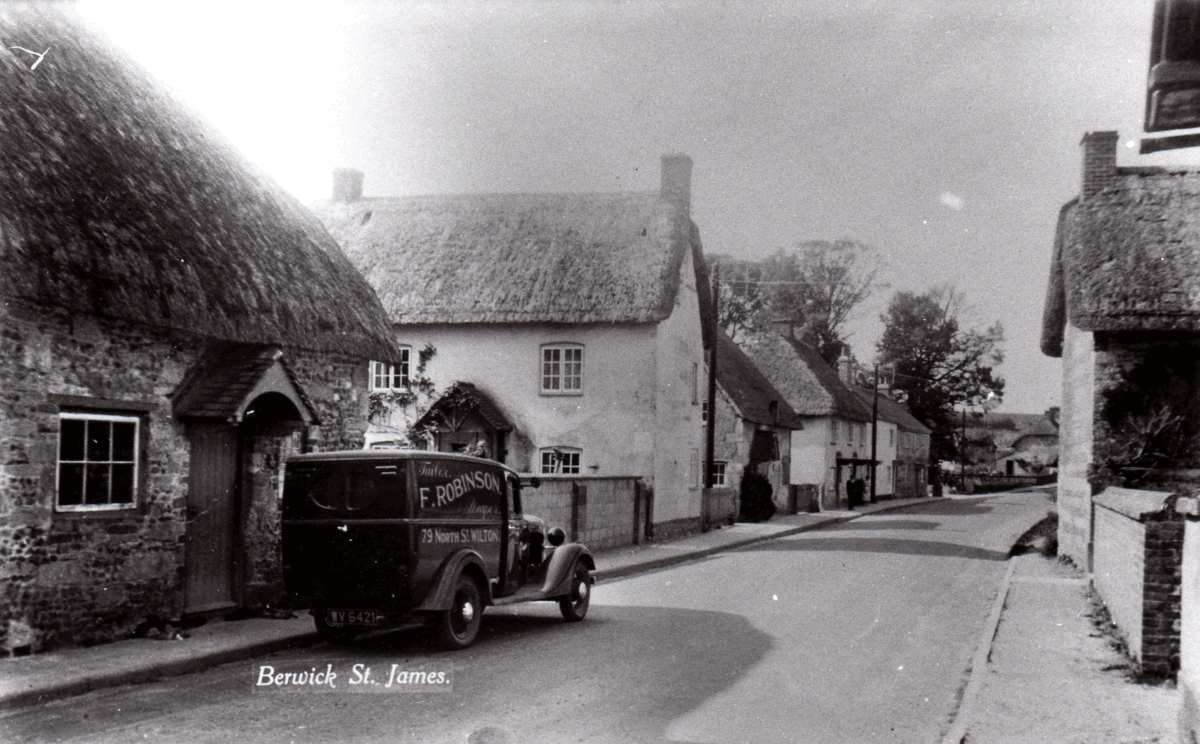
716 334 804 430
964 411 1057 448
849 387 931 435
1042 148 1200 357
738 333 873 422
0 6 399 361
311 191 706 326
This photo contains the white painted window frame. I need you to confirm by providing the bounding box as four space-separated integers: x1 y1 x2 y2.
56 412 140 512
370 347 411 392
540 446 582 475
540 343 583 395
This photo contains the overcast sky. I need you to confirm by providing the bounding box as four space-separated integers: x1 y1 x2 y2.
81 0 1197 414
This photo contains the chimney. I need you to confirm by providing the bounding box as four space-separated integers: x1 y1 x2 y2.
660 152 692 214
837 349 854 386
1080 131 1119 200
333 167 364 203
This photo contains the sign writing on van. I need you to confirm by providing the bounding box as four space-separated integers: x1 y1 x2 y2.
419 527 501 545
417 462 504 519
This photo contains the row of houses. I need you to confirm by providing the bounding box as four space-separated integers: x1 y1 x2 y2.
0 7 931 653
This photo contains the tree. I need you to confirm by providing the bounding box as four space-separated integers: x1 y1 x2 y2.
876 288 1004 465
714 239 877 363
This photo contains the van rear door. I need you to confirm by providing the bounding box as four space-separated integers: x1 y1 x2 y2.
282 459 408 613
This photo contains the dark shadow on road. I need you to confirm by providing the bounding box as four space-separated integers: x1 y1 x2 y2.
874 500 995 517
1 606 774 744
834 518 944 532
738 535 1011 561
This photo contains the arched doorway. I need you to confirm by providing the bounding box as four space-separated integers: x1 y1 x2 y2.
175 345 316 615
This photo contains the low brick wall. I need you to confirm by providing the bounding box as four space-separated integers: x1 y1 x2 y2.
1093 487 1183 677
521 476 647 551
1177 499 1200 742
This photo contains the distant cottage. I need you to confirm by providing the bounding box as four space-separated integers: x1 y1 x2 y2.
311 155 713 539
0 7 399 652
739 330 930 507
709 333 804 511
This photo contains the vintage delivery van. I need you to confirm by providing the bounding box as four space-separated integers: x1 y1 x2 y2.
281 450 594 649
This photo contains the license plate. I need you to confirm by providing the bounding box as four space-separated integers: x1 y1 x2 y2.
325 609 382 626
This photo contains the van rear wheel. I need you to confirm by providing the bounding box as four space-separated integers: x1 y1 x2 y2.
439 575 484 649
314 614 359 645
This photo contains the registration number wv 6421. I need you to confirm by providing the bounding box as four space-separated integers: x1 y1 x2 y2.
325 609 382 626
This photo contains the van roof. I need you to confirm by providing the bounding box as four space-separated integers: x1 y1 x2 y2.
286 449 520 476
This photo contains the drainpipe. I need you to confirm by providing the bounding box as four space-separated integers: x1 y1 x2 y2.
870 365 879 504
705 265 719 490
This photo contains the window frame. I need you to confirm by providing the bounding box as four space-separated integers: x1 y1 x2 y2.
711 460 728 487
370 347 411 392
539 447 582 475
540 343 584 396
55 412 140 512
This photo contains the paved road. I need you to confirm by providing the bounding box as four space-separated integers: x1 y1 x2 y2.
0 491 1052 744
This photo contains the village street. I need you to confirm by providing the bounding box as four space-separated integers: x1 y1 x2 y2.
1 491 1052 744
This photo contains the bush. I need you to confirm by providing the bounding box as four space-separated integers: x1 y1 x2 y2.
739 470 776 522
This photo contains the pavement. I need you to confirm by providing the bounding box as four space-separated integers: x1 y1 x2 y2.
0 490 1179 743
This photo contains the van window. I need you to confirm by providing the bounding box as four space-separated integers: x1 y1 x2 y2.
415 459 503 521
283 462 406 519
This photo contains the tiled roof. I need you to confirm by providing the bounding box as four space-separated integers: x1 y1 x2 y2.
172 344 317 423
715 334 804 429
849 388 932 434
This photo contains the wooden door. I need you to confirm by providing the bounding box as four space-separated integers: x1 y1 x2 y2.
185 424 239 613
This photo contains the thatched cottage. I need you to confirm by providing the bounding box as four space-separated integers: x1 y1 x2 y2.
1042 130 1200 692
0 7 399 652
709 334 803 511
960 411 1059 476
312 156 713 537
739 330 929 508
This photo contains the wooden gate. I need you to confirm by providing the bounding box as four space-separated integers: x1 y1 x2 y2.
185 424 239 613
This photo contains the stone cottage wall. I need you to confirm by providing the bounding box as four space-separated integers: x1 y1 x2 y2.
521 475 646 551
1057 323 1096 568
0 299 372 652
240 351 371 604
1 300 196 652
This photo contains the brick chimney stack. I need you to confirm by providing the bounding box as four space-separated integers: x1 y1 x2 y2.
660 152 692 215
1080 131 1119 200
333 167 364 203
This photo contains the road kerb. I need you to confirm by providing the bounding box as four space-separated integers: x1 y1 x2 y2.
0 632 320 713
590 504 940 583
939 556 1018 744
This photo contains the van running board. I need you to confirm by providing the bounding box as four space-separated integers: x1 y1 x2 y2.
491 588 557 606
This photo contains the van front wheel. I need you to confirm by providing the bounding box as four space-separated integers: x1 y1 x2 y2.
558 561 591 622
439 575 484 649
